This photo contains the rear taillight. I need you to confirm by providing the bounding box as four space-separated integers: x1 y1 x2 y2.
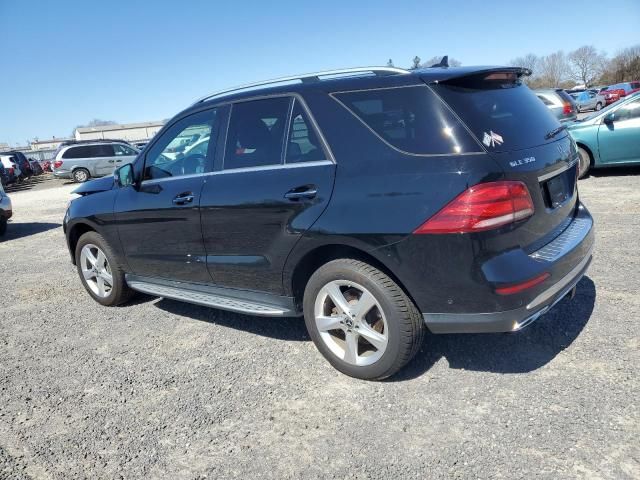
414 181 535 234
9 167 14 175
53 160 63 169
563 103 573 114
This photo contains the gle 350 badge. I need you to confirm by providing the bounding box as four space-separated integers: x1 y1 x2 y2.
509 156 536 168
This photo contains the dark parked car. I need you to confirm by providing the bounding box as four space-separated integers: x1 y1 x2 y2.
64 65 594 380
28 158 44 175
0 162 8 187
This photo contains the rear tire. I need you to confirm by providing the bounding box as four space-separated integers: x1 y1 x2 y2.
75 231 134 306
303 259 424 380
595 102 603 111
73 168 90 183
577 147 591 179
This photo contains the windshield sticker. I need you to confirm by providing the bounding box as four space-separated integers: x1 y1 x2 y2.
482 131 504 148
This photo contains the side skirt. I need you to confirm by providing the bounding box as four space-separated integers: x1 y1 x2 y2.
125 274 300 317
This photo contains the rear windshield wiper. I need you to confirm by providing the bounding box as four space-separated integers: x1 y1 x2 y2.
545 125 567 140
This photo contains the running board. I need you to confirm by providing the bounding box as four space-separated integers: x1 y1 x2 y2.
126 276 296 317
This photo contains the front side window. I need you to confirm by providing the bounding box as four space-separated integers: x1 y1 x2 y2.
286 100 326 163
224 97 291 170
144 109 217 180
113 144 137 156
615 99 640 121
334 86 480 155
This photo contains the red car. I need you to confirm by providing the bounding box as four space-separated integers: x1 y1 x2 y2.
601 81 640 104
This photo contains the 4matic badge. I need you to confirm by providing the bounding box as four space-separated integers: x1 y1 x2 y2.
482 130 504 148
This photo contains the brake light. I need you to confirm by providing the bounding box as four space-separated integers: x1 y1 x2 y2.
495 272 550 295
563 103 573 114
414 181 534 234
8 167 14 175
54 160 63 169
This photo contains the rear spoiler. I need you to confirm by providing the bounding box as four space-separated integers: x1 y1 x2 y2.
420 66 532 84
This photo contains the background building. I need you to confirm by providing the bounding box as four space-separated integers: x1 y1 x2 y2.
30 138 72 150
74 121 165 142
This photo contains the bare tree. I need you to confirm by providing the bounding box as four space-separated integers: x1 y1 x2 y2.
421 56 462 68
568 45 606 86
509 53 539 84
538 51 569 87
410 56 421 70
386 58 394 67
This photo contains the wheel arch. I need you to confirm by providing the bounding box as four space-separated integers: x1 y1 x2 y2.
288 243 417 312
576 142 596 167
67 221 96 265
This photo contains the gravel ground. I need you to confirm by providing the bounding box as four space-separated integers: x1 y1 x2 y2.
0 172 638 479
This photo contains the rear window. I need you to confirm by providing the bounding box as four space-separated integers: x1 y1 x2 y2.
432 76 562 152
333 86 481 155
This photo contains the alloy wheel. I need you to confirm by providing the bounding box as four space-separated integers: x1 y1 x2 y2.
74 170 88 182
314 280 388 366
80 243 113 298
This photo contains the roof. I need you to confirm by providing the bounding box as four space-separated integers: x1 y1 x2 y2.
193 65 530 109
75 121 165 133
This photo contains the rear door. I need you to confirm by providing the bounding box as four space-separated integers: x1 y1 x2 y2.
597 97 640 165
89 144 117 176
200 95 336 294
431 71 580 247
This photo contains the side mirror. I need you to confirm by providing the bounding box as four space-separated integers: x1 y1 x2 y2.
603 113 615 125
114 163 135 188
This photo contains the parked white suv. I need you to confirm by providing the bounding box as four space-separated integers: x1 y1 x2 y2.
52 140 139 183
0 155 22 180
0 180 12 236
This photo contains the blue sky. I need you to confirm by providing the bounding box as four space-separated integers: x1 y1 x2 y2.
1 0 638 146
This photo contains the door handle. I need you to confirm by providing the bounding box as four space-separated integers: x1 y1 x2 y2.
108 160 115 163
284 186 318 200
116 159 123 163
172 193 195 205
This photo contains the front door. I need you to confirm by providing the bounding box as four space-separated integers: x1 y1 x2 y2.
200 96 336 294
115 108 220 283
597 97 640 165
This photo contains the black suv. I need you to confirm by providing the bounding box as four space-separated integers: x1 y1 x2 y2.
64 65 594 380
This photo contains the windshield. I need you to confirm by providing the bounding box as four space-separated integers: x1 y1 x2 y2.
432 75 561 152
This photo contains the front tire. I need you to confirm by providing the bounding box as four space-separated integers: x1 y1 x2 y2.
577 147 591 179
75 231 133 306
73 168 90 183
303 259 424 380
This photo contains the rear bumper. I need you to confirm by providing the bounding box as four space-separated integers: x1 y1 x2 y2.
0 196 12 219
424 249 592 333
53 170 72 179
422 203 594 334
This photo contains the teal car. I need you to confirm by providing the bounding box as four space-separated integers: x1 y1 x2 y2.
568 92 640 178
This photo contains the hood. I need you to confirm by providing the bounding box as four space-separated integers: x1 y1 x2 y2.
72 175 114 195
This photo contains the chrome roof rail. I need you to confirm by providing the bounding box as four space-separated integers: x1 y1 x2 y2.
194 67 410 104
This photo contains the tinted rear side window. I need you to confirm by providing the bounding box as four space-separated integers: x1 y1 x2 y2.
433 76 562 152
224 97 291 169
62 146 90 159
334 86 480 155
